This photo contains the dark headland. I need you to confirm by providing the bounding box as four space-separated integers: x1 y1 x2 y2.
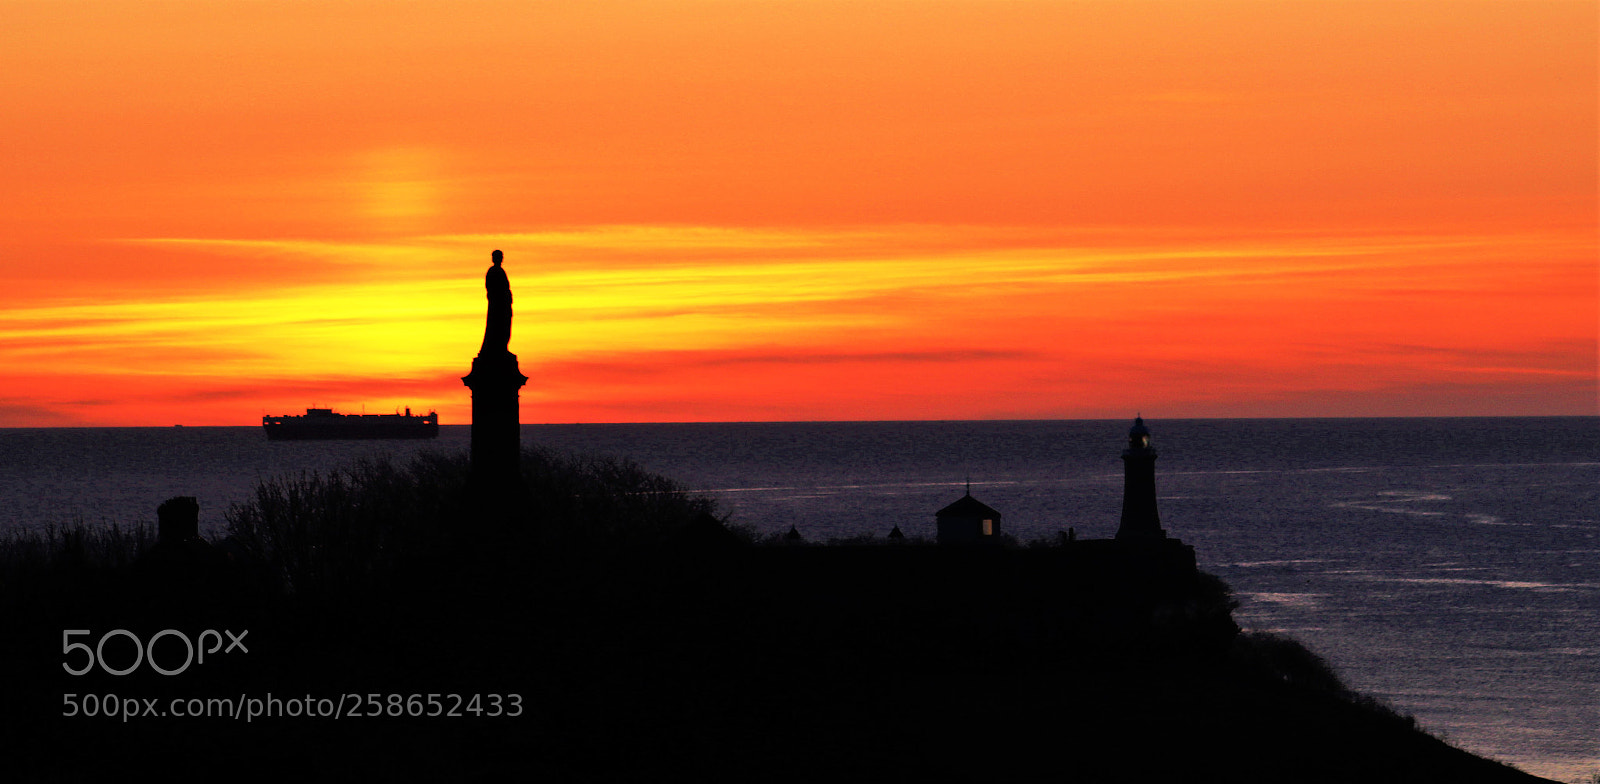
0 251 1557 782
1 434 1557 782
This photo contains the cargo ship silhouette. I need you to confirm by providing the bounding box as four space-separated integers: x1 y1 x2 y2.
262 407 439 440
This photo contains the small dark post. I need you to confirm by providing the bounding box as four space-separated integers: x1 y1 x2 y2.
157 496 201 544
1116 416 1167 541
462 250 528 489
139 497 233 623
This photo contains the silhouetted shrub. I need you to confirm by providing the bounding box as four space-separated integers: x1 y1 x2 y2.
1231 631 1349 694
0 520 154 579
520 445 735 548
1193 570 1242 623
223 446 732 596
823 532 935 546
223 450 472 596
1228 630 1425 733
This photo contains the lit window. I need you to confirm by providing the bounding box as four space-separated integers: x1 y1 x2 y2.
982 519 993 536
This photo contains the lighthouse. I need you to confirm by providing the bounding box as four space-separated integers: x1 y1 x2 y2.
1115 416 1167 541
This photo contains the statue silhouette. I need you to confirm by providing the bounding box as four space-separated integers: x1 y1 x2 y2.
480 249 512 356
464 248 527 493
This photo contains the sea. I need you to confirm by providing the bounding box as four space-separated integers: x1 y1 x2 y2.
2 417 1595 782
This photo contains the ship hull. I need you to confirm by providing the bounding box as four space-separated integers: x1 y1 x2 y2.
262 409 439 440
263 423 438 440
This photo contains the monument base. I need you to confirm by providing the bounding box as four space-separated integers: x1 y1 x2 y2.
462 351 528 489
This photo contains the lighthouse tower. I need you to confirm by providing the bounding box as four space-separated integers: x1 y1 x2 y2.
1115 416 1167 541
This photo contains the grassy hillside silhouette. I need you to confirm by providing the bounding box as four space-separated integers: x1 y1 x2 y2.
1 447 1553 782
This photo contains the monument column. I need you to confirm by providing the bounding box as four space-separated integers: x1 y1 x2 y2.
462 250 528 488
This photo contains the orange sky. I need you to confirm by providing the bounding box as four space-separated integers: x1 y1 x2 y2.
1 0 1594 426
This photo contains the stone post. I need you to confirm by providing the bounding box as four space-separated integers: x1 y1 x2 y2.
157 496 201 544
462 350 528 487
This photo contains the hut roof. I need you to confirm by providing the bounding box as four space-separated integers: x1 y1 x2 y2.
936 493 1001 519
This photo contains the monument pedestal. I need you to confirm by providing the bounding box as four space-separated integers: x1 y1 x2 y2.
462 350 528 488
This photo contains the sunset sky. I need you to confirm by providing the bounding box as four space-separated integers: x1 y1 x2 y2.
2 0 1594 426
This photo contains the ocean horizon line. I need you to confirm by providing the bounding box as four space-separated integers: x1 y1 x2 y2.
4 413 1596 430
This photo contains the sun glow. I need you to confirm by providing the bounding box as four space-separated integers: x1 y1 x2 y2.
354 147 449 230
1 223 1590 425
